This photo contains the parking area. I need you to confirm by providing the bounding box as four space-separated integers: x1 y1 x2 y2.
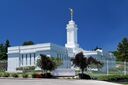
0 79 121 85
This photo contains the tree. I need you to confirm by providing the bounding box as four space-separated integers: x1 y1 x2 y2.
4 40 11 59
0 44 6 60
93 46 102 51
0 40 11 60
115 38 128 62
5 40 10 50
88 56 103 71
22 41 34 46
72 52 87 75
51 57 62 68
72 52 102 75
36 54 61 73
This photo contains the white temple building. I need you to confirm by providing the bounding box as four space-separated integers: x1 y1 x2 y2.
7 9 116 74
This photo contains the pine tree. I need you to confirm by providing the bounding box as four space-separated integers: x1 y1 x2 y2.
0 44 6 60
5 40 10 51
116 38 128 61
4 40 11 60
0 40 11 60
22 41 34 46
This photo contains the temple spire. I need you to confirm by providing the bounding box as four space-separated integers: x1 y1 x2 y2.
69 8 73 20
65 8 79 49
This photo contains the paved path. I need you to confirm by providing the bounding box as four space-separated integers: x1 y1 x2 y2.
0 79 121 85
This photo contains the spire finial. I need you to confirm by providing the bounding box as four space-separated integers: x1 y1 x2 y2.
69 8 73 20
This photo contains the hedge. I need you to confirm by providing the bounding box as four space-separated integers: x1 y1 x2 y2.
97 75 128 81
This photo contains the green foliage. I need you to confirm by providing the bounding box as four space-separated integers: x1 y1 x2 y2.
5 40 10 51
51 57 63 68
16 66 35 72
37 54 56 72
36 54 61 73
11 73 18 78
93 46 102 51
0 72 3 77
2 72 10 77
115 38 128 62
0 60 7 71
22 74 28 78
72 52 88 74
0 40 10 60
31 73 53 78
0 44 6 60
97 75 128 81
22 41 34 46
31 73 37 78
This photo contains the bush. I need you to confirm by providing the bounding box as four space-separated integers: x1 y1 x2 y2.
2 73 10 77
31 73 42 78
78 73 91 79
31 73 53 78
16 66 35 72
11 73 18 78
98 75 128 81
31 73 36 78
22 74 28 78
0 72 3 77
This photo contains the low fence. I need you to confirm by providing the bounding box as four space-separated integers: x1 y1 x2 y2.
1 60 128 76
86 60 128 76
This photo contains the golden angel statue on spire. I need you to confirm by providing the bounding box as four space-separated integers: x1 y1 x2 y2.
69 8 74 20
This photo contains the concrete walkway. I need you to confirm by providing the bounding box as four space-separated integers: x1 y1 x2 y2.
0 79 121 85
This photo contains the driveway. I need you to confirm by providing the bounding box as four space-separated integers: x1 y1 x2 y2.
0 79 121 85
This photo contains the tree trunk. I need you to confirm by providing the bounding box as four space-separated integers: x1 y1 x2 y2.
79 68 85 79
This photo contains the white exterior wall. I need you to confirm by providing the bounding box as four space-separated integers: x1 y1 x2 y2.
65 20 79 49
7 43 70 72
8 53 20 72
31 54 35 66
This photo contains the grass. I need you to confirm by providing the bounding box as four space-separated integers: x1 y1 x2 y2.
114 82 128 85
87 73 128 85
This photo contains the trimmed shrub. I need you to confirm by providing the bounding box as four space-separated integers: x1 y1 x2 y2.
0 72 3 77
22 74 28 78
31 73 36 78
2 73 10 77
11 73 18 78
98 75 128 81
16 66 35 72
31 73 53 78
32 73 42 78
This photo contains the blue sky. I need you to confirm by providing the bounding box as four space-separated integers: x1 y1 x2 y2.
0 0 128 51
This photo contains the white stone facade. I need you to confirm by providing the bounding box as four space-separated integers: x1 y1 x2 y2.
65 20 79 49
8 43 70 72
